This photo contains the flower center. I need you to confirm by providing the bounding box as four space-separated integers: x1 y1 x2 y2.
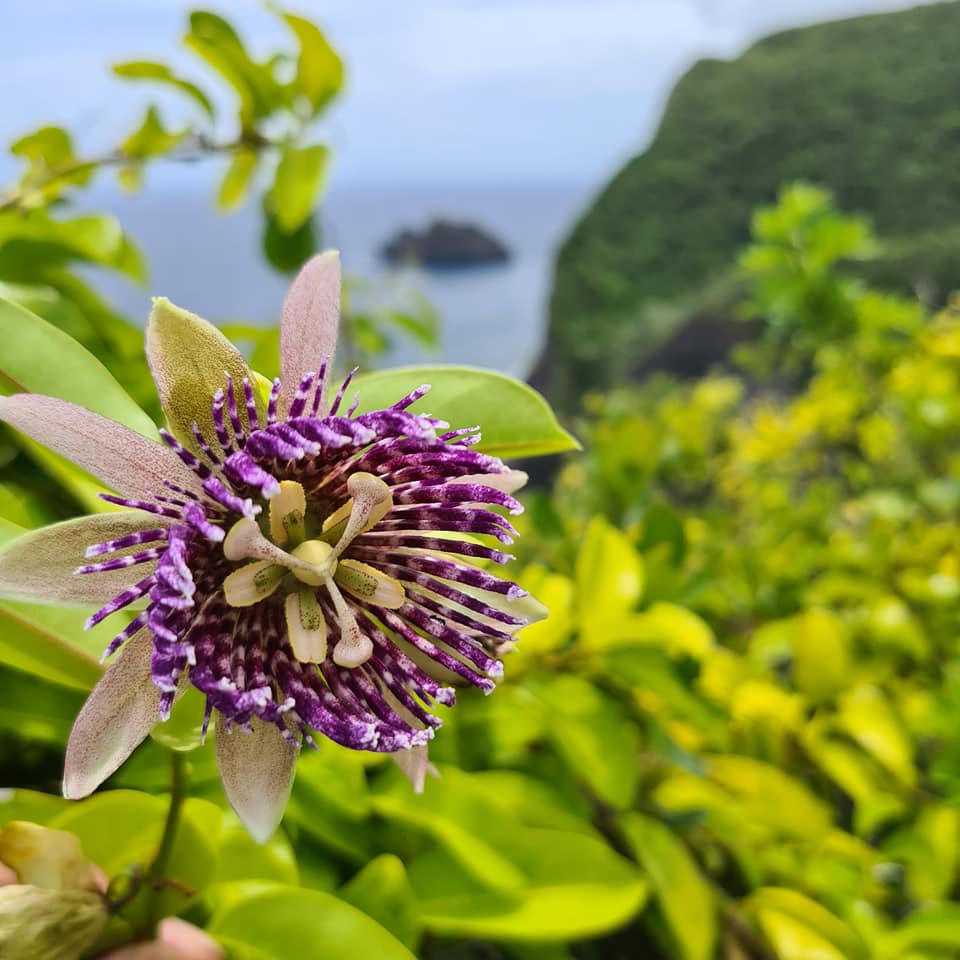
220 474 404 668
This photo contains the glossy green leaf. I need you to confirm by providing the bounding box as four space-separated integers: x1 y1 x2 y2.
706 756 834 839
876 904 960 959
408 828 648 942
0 211 146 282
47 791 164 876
262 201 317 275
283 13 344 114
112 61 215 117
185 12 284 125
218 148 259 212
149 685 206 751
792 609 850 703
837 685 916 787
0 600 105 691
353 366 578 459
208 885 417 960
0 298 156 438
121 106 187 161
11 127 75 171
0 662 86 745
0 790 71 827
209 815 299 888
575 516 644 647
743 888 869 960
270 144 329 233
620 813 716 960
531 674 638 809
48 792 221 913
339 855 419 950
371 766 527 891
285 744 372 863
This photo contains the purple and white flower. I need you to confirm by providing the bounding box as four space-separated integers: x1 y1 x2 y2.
0 252 542 840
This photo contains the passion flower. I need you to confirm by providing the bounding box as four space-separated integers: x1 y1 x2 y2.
0 252 541 840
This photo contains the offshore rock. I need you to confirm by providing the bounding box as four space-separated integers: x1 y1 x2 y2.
382 220 510 267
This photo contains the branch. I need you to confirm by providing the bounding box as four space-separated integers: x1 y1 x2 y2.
0 130 274 213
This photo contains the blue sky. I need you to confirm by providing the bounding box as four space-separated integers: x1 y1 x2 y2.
0 0 939 185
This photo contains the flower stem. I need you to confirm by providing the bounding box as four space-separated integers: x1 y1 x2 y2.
144 750 189 932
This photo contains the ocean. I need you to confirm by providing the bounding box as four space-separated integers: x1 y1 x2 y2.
91 178 594 379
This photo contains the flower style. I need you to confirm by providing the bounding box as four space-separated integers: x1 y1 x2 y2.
0 252 541 841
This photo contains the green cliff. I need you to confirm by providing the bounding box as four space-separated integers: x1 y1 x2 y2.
545 0 960 405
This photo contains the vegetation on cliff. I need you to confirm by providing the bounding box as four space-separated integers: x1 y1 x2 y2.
546 0 960 406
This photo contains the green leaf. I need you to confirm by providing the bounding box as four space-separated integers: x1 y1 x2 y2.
408 828 648 942
282 13 344 114
0 515 106 688
10 127 89 201
207 885 417 960
0 210 147 283
574 516 644 647
112 61 215 118
0 662 86 745
0 600 108 691
0 298 156 438
121 106 188 160
743 888 869 960
620 813 717 960
837 685 916 787
218 148 259 211
706 756 834 839
792 609 850 703
605 647 725 734
876 904 960 959
262 202 317 275
530 674 638 810
185 12 284 125
269 144 330 233
285 745 372 863
47 792 221 914
0 790 71 827
47 791 164 876
371 766 528 891
353 366 578 459
339 855 419 950
209 815 299 888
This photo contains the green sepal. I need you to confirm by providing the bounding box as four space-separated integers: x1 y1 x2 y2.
146 297 264 453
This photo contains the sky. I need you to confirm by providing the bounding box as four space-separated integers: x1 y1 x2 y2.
0 0 943 186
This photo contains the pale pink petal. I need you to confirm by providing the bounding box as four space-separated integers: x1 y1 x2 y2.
63 630 160 799
0 513 170 606
157 917 224 960
390 744 438 794
215 715 299 843
279 250 341 417
0 394 201 499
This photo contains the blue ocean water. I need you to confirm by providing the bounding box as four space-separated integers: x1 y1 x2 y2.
91 178 594 378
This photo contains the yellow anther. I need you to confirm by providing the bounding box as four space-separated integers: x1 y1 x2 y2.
223 561 285 607
284 588 328 662
269 480 308 547
335 559 406 610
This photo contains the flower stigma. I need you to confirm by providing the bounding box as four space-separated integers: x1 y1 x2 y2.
220 475 405 668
